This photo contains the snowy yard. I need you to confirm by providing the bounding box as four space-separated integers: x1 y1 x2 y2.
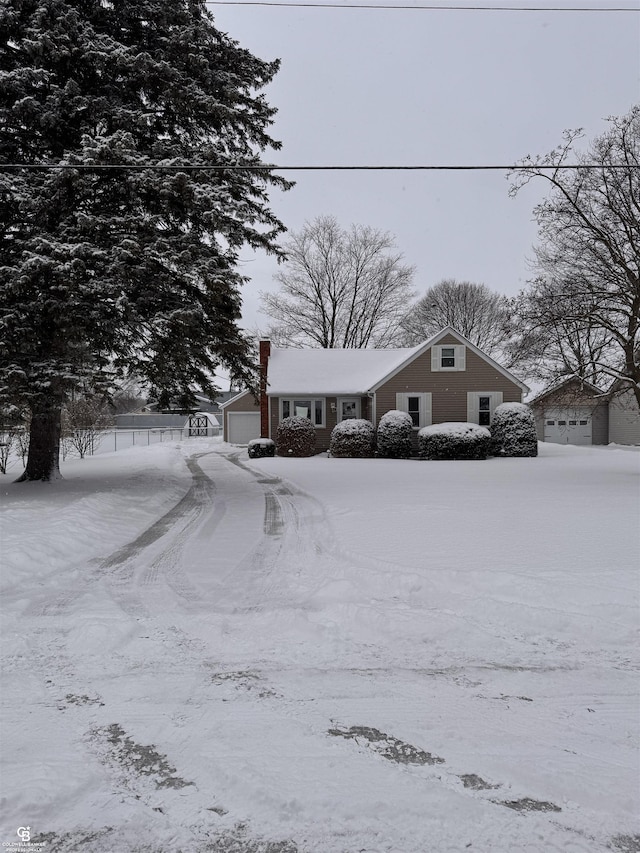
1 439 638 853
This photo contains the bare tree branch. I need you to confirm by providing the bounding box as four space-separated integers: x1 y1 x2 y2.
509 106 640 407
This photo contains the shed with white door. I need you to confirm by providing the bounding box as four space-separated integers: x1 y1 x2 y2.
530 377 608 446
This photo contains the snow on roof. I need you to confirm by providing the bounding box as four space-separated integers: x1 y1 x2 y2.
266 345 420 396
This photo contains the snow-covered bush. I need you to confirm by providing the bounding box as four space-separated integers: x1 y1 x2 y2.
247 438 275 459
330 418 376 458
418 422 491 460
276 416 316 457
376 409 414 459
490 403 538 457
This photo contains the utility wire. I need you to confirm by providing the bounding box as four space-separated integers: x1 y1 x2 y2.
0 163 636 171
206 1 639 12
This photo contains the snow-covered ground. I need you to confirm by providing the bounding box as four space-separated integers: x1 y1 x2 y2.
1 439 638 853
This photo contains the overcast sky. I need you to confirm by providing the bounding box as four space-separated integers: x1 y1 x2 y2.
207 0 640 336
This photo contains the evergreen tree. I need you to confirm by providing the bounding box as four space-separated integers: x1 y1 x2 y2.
0 0 290 480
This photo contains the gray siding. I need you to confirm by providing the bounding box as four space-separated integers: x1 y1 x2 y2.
609 389 640 445
374 335 522 426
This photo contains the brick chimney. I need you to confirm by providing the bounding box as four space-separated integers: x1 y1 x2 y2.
259 340 271 438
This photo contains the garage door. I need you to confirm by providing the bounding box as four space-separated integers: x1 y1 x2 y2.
543 409 592 445
227 412 261 445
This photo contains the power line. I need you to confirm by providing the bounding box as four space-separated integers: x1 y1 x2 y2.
206 1 639 12
0 163 635 171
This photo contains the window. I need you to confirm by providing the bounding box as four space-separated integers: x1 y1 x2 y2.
569 420 577 426
558 420 566 426
280 398 325 427
407 396 420 427
431 344 466 372
441 347 456 368
467 392 503 425
478 396 491 426
546 420 555 426
396 392 432 428
337 398 361 421
579 420 588 425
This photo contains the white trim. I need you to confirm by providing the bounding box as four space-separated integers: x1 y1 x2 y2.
219 388 253 409
279 397 326 427
431 343 466 372
337 397 361 421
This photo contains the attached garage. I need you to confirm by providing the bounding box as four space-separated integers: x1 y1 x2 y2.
226 412 260 444
220 389 261 444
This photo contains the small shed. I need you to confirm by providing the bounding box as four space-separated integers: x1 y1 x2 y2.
530 377 609 446
187 412 221 437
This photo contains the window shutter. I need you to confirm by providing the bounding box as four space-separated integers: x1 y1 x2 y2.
490 391 503 417
467 392 477 423
396 392 408 411
431 347 439 371
455 345 466 371
422 393 432 427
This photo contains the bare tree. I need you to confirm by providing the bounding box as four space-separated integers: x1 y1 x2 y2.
0 429 13 475
400 279 513 356
509 105 640 407
260 216 415 348
507 285 617 387
62 396 114 460
0 406 26 474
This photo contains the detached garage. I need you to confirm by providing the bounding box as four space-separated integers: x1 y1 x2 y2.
220 390 261 444
530 377 609 446
542 409 593 446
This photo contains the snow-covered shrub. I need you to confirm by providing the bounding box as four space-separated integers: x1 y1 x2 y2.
418 422 491 460
247 438 275 459
490 403 538 457
376 409 414 459
276 416 316 457
330 418 376 458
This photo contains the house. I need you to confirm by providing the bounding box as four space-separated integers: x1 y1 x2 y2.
221 327 529 448
529 376 609 446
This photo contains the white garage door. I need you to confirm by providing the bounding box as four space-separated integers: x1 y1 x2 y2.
227 412 261 445
543 409 592 445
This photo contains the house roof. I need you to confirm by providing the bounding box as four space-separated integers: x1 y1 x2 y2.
218 388 255 409
266 345 419 395
266 327 529 396
528 375 606 406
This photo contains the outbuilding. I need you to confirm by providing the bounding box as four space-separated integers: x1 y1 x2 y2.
530 377 609 446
